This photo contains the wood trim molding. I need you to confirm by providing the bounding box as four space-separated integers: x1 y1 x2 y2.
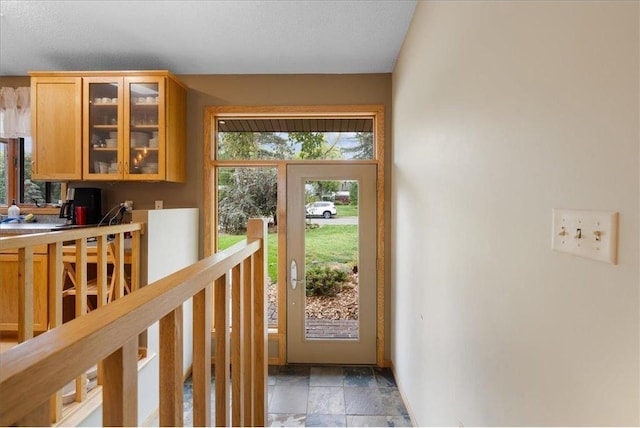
203 104 386 366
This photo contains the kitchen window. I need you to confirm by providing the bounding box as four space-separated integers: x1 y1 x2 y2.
0 137 62 207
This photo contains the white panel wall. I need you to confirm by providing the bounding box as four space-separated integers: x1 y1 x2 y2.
391 1 639 426
133 208 199 425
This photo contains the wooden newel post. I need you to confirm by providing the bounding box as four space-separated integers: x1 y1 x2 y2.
247 218 268 427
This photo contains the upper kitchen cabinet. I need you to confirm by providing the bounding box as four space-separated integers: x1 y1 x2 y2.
30 71 187 183
30 76 83 180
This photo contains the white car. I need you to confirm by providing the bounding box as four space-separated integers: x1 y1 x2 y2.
305 201 337 219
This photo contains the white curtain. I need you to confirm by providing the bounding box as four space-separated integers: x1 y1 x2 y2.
0 86 30 138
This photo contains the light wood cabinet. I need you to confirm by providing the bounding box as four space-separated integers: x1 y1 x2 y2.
29 71 187 182
0 248 48 332
30 76 83 180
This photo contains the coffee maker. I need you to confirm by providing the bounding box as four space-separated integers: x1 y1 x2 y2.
59 187 103 225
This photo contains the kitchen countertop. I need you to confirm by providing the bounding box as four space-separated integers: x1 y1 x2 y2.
0 223 67 235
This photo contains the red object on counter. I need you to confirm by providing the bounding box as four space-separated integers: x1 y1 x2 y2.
75 206 87 225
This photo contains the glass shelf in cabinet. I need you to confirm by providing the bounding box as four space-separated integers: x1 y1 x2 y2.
131 147 159 151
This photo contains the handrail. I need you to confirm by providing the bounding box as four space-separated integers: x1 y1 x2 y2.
0 218 268 427
0 222 143 422
0 224 142 251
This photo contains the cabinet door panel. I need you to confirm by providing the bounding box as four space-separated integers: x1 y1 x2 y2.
31 77 82 180
83 77 125 180
0 254 48 332
124 76 165 180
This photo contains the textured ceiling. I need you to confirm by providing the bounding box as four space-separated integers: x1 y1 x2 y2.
0 0 417 76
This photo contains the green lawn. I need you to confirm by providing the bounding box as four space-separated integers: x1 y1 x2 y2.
304 225 357 267
336 204 358 217
218 224 358 282
218 232 279 282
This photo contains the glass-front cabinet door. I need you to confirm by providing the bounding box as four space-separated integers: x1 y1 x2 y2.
83 77 124 179
124 76 165 180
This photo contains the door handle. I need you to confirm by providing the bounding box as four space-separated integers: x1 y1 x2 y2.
290 259 304 289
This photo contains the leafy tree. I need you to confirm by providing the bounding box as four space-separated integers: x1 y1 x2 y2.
23 179 44 204
290 132 340 160
218 168 277 234
218 132 259 160
23 153 46 204
259 132 293 159
341 132 374 159
218 132 292 160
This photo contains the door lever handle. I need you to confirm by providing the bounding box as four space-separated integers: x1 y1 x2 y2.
290 259 304 289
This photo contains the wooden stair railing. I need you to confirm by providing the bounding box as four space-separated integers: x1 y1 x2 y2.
1 223 142 423
0 218 268 427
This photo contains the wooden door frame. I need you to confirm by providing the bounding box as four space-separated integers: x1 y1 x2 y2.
203 105 386 366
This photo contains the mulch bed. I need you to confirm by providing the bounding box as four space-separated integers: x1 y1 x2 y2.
268 274 359 320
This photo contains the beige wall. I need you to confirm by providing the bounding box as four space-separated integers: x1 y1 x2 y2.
392 1 639 426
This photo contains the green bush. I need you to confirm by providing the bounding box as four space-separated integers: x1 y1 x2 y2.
305 266 349 297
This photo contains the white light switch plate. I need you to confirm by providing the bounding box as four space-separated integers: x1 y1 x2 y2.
551 209 618 264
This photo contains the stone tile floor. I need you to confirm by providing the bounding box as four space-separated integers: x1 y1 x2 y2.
181 365 412 427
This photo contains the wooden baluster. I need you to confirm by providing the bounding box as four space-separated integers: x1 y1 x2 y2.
130 230 141 292
95 235 108 387
96 236 108 308
103 338 138 427
247 219 268 426
242 258 254 426
193 285 212 427
47 242 63 423
113 233 125 299
231 263 244 426
159 306 184 427
215 274 230 427
74 238 88 402
17 247 34 343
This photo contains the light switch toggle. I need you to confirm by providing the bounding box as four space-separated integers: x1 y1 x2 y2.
551 209 619 264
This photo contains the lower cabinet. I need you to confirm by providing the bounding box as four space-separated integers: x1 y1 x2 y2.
0 250 49 332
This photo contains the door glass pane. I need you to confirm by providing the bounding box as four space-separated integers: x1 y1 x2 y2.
217 167 279 328
217 119 374 161
304 179 359 340
88 82 119 175
129 83 159 175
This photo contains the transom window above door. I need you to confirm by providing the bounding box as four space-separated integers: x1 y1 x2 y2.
216 117 374 161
